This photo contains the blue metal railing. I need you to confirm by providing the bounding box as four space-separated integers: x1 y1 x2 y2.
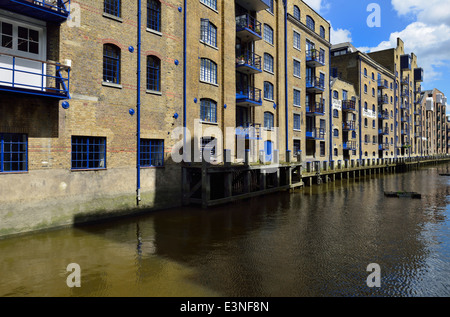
378 111 389 120
378 79 389 89
379 143 390 150
236 122 262 140
236 14 262 36
0 53 70 98
343 121 356 131
236 85 262 104
236 50 262 71
306 128 325 140
306 102 325 115
343 141 357 150
378 128 389 135
11 0 70 15
306 49 325 66
306 76 325 91
342 100 356 112
378 95 389 104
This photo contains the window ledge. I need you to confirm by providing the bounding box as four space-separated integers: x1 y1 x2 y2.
199 80 219 87
200 40 218 50
0 171 28 175
264 70 275 75
146 89 162 95
71 168 107 172
147 28 162 37
200 121 218 126
293 129 302 132
102 82 123 89
102 13 123 23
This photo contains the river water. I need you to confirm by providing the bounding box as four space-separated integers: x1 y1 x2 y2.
1 163 450 297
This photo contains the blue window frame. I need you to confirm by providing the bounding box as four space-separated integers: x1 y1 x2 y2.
293 5 300 20
103 44 120 84
0 133 27 173
333 90 339 99
293 30 301 50
147 55 161 91
147 0 161 32
140 139 164 167
264 53 274 73
293 89 301 106
333 129 339 137
264 81 273 100
200 58 217 84
200 98 217 123
200 0 217 10
294 114 301 130
104 0 120 17
320 26 325 39
293 59 301 77
71 136 106 170
264 112 274 130
333 109 339 118
200 19 217 47
264 24 273 45
306 15 315 32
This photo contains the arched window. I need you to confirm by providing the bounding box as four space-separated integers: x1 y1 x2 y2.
333 109 339 118
364 102 368 110
264 112 274 130
364 84 368 94
200 58 217 84
352 131 357 139
333 129 339 137
200 0 217 10
364 118 368 127
372 88 375 96
147 0 161 32
306 15 315 31
372 104 375 112
333 90 339 99
103 44 120 84
264 81 274 100
293 5 300 20
147 55 161 92
267 0 274 13
200 19 217 47
319 26 325 39
264 24 274 45
200 99 217 123
264 53 274 73
364 68 367 76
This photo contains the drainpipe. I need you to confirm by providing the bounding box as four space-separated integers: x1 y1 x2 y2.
283 0 289 156
358 56 362 161
136 0 142 205
328 36 332 163
183 0 187 162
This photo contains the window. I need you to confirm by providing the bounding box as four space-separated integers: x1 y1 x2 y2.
293 140 301 155
306 16 315 31
364 68 367 77
293 30 301 50
200 19 217 47
364 102 368 110
352 131 357 139
319 26 325 39
264 81 274 100
293 89 301 107
147 0 161 32
264 112 274 130
373 136 377 144
333 129 339 137
264 53 274 73
104 0 120 17
372 88 375 96
333 109 339 118
17 26 39 55
200 0 217 10
372 120 376 128
293 59 301 78
264 24 273 45
334 148 338 156
294 114 301 130
0 133 27 172
372 72 375 80
71 136 106 170
140 139 164 167
267 0 274 13
103 44 120 84
342 90 348 100
201 137 216 160
200 58 217 84
333 90 339 99
1 22 13 49
147 55 160 92
320 141 325 156
364 118 368 127
364 84 367 94
200 99 217 123
293 5 300 20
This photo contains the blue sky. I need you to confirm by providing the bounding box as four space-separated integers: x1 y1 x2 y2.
303 0 450 114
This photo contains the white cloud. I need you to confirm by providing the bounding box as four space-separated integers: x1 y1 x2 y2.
391 0 450 25
302 0 323 13
330 26 352 45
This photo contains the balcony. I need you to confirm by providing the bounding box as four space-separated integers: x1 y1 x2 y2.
0 52 70 99
306 102 325 116
379 143 390 151
236 123 262 140
378 79 389 90
306 76 325 93
342 121 356 131
378 128 389 135
343 141 357 151
400 103 408 110
0 0 70 23
400 54 411 70
378 111 389 120
401 129 409 135
401 116 409 123
414 68 424 82
415 132 422 138
401 77 409 86
306 128 325 140
305 49 325 68
236 14 262 42
236 0 270 12
378 95 389 105
401 90 409 98
236 85 262 107
342 100 356 112
236 51 262 75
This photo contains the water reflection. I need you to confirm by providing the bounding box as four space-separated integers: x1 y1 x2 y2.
1 164 450 296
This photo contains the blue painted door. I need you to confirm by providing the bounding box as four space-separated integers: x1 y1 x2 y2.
264 141 273 162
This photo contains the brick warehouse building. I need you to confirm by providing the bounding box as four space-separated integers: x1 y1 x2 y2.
0 0 448 237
